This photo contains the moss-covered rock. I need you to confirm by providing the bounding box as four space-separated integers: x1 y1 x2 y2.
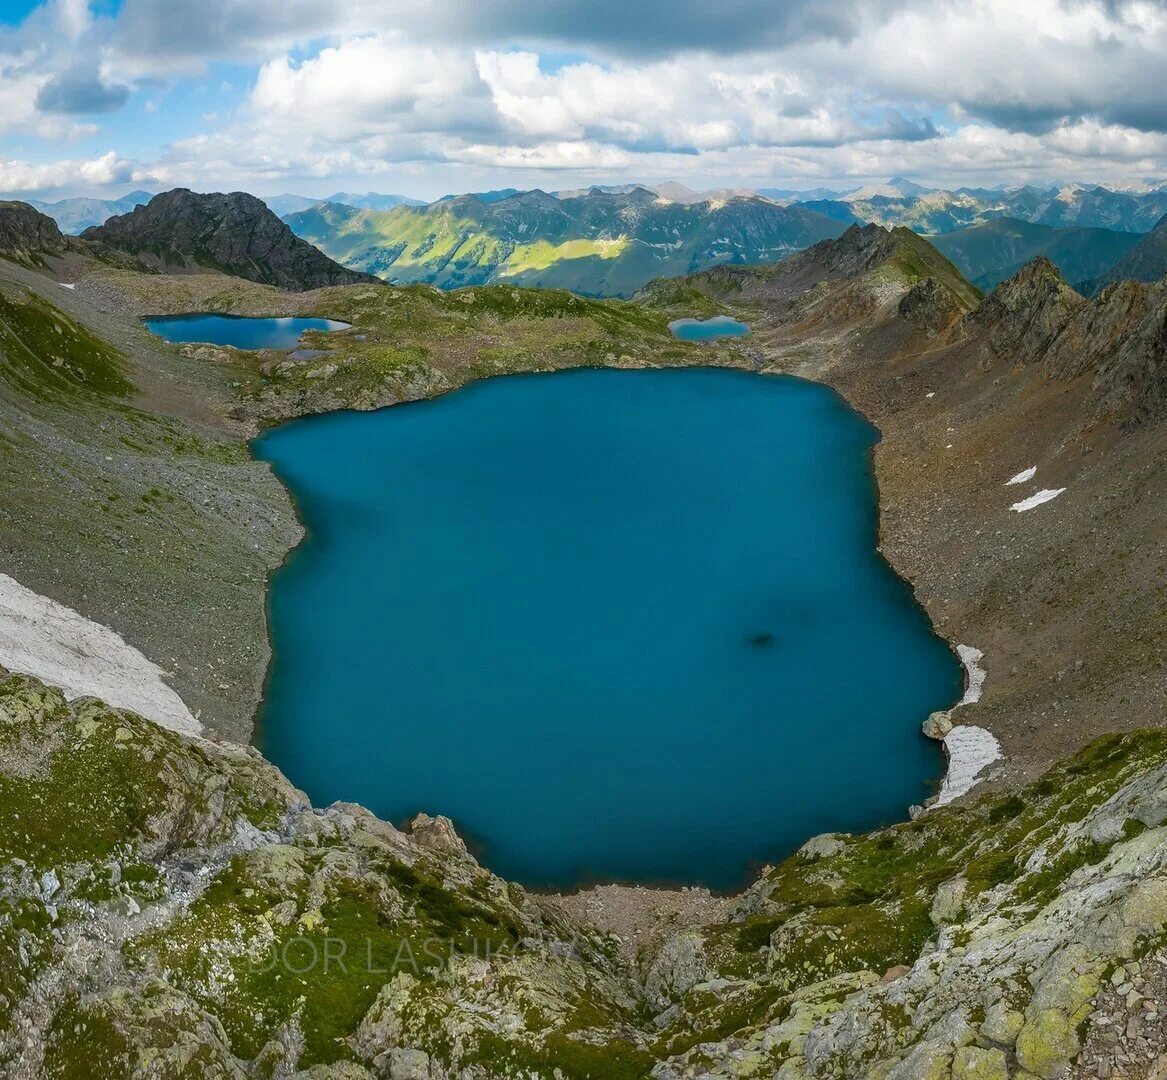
951 1045 1009 1080
1015 1008 1081 1078
6 670 1167 1077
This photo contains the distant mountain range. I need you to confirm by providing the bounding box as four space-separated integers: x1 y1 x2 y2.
24 177 1167 297
793 184 1167 236
284 186 846 296
273 178 1167 297
25 190 154 234
261 192 426 218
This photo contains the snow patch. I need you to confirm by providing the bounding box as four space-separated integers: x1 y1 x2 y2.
1011 488 1065 512
923 644 1000 808
936 725 1003 806
1005 466 1036 486
0 572 199 736
956 644 986 706
58 282 76 290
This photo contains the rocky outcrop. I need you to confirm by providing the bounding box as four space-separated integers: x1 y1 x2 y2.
649 730 1167 1079
961 256 1167 418
0 667 644 1079
961 255 1087 362
83 189 381 292
6 665 1167 1078
899 275 964 333
0 201 67 264
1046 277 1167 418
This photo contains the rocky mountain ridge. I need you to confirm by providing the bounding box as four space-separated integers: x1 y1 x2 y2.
0 201 70 264
959 253 1167 419
83 189 380 292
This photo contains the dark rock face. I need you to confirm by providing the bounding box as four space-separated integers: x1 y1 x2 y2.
962 255 1087 361
898 277 961 333
968 256 1167 419
83 189 380 292
1055 279 1167 418
0 201 67 262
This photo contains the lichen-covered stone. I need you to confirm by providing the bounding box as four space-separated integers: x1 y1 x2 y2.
1015 1009 1081 1078
8 671 1167 1077
979 1001 1024 1046
951 1045 1009 1080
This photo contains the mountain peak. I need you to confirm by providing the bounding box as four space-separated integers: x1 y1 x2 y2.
0 200 67 262
83 189 379 291
964 255 1085 358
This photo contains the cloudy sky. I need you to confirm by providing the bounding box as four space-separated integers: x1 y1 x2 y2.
3 0 1167 201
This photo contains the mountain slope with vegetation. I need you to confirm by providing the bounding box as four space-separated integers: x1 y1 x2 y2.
637 222 983 324
932 217 1142 290
284 187 847 297
1081 214 1167 295
83 189 380 292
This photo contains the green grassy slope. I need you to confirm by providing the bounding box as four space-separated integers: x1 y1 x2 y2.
932 217 1142 291
285 191 847 298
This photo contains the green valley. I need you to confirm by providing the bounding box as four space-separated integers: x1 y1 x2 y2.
284 187 846 297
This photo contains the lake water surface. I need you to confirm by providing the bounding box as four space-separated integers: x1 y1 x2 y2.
145 313 350 349
669 316 751 341
254 368 961 889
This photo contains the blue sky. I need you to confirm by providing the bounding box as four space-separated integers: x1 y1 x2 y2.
3 0 1167 201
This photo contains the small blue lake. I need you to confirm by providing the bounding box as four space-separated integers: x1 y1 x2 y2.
669 316 751 341
144 313 350 349
254 368 961 890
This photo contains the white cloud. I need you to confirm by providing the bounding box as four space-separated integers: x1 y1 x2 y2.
0 151 157 194
9 0 1167 195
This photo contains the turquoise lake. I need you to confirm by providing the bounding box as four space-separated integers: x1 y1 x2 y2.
254 368 962 890
669 316 751 341
145 313 349 349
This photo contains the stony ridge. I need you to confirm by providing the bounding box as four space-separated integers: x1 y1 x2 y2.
83 189 381 292
963 255 1167 418
962 255 1088 360
636 222 982 335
